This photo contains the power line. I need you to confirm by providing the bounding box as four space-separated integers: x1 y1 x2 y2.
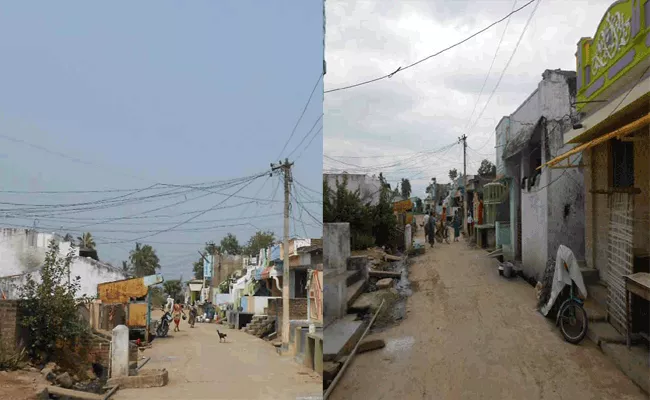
463 0 518 133
324 0 537 94
286 114 323 159
277 73 324 159
471 0 542 152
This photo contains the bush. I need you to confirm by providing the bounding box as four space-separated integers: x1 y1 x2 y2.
18 239 90 363
324 175 397 250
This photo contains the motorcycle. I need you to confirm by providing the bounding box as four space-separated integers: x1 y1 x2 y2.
156 308 173 338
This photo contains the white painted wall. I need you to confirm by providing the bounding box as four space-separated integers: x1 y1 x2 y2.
498 70 584 279
324 173 382 206
0 228 127 299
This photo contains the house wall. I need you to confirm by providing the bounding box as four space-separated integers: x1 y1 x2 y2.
0 256 127 300
0 229 78 277
505 70 584 278
324 173 382 206
633 128 650 254
584 142 612 273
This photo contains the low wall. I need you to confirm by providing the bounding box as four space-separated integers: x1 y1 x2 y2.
241 296 281 315
267 298 308 336
0 300 26 351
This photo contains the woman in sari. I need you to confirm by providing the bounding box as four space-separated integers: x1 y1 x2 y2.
172 303 185 332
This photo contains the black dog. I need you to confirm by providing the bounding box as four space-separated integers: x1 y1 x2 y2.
217 330 227 343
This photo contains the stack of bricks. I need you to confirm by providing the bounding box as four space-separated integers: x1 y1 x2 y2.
266 298 309 336
0 300 21 350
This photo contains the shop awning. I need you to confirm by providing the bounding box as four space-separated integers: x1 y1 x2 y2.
538 113 650 170
188 283 203 292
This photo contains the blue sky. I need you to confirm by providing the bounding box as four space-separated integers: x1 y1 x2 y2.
0 1 324 279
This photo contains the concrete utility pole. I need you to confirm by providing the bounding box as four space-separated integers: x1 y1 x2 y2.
459 134 468 234
271 158 293 351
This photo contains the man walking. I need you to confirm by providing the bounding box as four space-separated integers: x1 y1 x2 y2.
426 211 437 248
422 211 430 242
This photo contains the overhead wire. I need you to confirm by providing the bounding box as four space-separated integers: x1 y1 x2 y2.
324 0 537 94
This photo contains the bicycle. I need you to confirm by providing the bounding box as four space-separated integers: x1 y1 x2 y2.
555 262 589 344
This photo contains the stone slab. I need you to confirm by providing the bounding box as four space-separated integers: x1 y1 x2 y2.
601 342 649 394
376 278 394 289
107 369 168 389
323 314 365 362
357 339 385 354
46 386 104 400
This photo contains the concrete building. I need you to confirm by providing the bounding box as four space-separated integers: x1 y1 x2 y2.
495 69 585 280
543 0 650 338
324 173 382 206
0 228 127 299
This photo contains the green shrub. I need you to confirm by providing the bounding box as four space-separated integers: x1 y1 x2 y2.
19 239 90 363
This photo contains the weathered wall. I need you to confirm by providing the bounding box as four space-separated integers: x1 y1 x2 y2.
267 298 308 336
633 128 650 254
0 300 25 350
0 256 127 300
324 173 381 206
585 142 612 273
0 229 77 277
323 223 350 328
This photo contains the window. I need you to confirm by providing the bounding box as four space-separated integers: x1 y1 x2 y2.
612 139 634 188
294 269 308 298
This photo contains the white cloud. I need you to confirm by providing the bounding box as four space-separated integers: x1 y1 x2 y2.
324 0 612 195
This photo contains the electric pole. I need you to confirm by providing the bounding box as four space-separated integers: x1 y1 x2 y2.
271 158 293 351
459 134 468 235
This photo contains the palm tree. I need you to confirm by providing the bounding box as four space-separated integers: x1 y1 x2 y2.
63 233 75 245
121 261 131 276
77 232 96 250
129 243 161 277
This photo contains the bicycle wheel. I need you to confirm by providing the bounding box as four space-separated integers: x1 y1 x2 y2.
558 299 588 344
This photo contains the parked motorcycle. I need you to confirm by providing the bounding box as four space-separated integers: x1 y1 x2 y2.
156 308 173 338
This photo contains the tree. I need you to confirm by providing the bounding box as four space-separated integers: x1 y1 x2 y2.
415 198 423 213
121 261 131 276
76 232 95 250
162 280 183 303
400 178 412 199
129 243 160 277
63 233 75 245
19 239 89 362
243 231 275 257
378 173 391 190
448 168 458 181
392 187 400 200
219 233 241 255
192 259 204 280
477 159 497 178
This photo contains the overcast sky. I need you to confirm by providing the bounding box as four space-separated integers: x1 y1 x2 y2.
324 0 613 196
0 1 323 280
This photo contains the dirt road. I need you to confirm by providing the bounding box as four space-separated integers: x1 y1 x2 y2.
114 320 322 400
330 224 647 399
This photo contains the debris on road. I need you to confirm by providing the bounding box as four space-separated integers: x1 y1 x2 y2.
375 278 394 289
357 339 385 354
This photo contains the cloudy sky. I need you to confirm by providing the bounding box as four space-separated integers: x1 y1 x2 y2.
324 0 613 196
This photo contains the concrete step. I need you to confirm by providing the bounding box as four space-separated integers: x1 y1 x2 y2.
323 314 366 362
600 342 650 394
345 269 362 287
346 279 366 309
586 321 626 346
579 264 599 286
587 281 609 310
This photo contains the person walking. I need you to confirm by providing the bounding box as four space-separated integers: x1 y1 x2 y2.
467 212 474 238
422 212 430 242
426 211 437 248
188 302 198 328
452 210 462 242
172 302 185 332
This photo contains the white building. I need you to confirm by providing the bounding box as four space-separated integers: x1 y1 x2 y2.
495 69 585 280
324 173 382 206
0 228 127 299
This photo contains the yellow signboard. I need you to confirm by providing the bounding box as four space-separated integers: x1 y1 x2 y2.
405 213 414 225
97 277 148 304
393 199 413 213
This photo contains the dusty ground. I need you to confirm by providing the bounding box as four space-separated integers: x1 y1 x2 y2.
330 220 648 400
0 369 48 400
114 319 322 400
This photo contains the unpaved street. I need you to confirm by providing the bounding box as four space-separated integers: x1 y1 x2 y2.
114 320 322 400
331 223 647 400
